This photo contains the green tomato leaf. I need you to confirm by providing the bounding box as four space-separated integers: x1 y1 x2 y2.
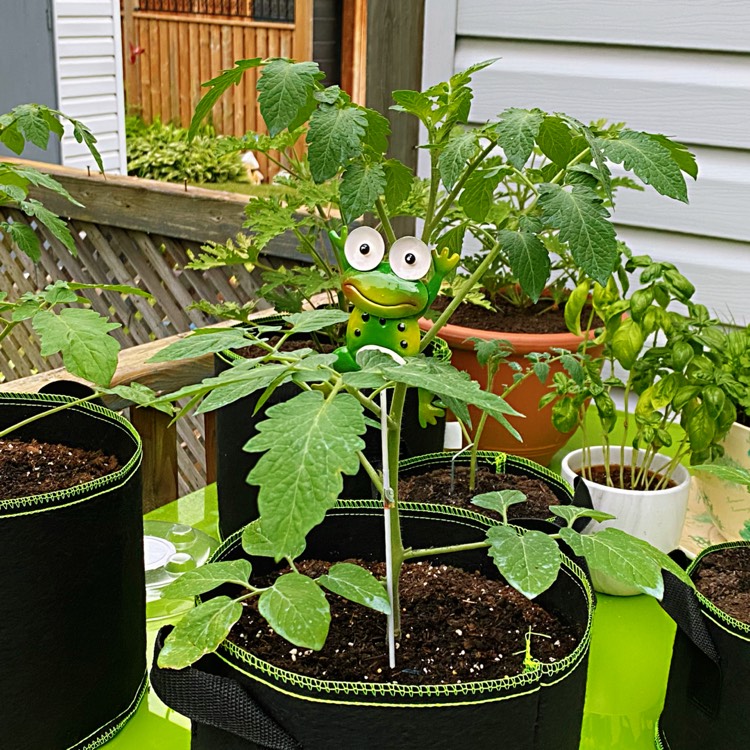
382 158 413 213
471 490 527 516
189 58 263 139
258 573 331 650
245 391 366 559
537 116 575 167
498 230 550 303
538 184 617 287
307 105 368 183
559 527 664 598
598 130 688 203
459 170 500 222
157 596 243 669
17 108 50 149
33 308 121 386
492 108 544 169
286 308 350 333
318 562 391 614
256 59 322 137
439 131 478 190
361 107 391 154
548 506 617 526
6 221 40 261
162 560 253 599
486 526 561 599
390 90 433 124
148 329 252 362
103 382 174 416
649 134 698 180
381 358 523 441
242 518 306 559
20 198 77 255
340 161 387 223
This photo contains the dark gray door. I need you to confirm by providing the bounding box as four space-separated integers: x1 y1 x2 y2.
0 0 61 163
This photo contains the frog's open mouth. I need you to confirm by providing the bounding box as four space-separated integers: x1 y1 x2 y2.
343 282 419 317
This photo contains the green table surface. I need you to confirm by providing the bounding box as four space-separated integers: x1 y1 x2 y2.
112 417 679 749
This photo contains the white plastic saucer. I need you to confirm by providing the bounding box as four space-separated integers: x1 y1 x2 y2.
143 521 218 621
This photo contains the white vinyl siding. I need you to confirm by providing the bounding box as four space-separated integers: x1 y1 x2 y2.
423 0 750 325
53 0 127 175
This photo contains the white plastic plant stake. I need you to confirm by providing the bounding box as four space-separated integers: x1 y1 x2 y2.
358 345 406 669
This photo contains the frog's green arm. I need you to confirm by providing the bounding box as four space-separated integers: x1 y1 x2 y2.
425 247 461 303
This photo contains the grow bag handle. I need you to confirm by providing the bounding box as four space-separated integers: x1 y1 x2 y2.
660 569 722 716
151 627 302 750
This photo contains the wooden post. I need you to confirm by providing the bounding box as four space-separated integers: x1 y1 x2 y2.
130 406 179 513
366 0 425 235
294 0 314 61
204 411 217 485
341 0 367 105
122 0 138 109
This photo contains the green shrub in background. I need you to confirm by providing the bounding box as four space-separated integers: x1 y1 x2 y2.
125 116 247 184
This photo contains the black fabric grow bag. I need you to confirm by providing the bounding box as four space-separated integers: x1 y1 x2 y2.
0 392 147 750
152 501 594 749
657 541 750 750
399 450 593 532
214 321 449 540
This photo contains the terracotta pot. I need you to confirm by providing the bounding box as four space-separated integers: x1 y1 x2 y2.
693 421 750 541
420 317 601 465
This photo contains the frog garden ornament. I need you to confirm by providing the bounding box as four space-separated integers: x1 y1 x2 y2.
329 226 460 427
330 225 460 368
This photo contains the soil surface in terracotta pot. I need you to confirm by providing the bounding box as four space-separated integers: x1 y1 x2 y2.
228 559 580 684
0 438 120 499
398 466 560 521
577 464 677 491
693 547 750 625
430 295 594 335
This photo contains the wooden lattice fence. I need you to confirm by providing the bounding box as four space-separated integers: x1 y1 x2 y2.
0 159 300 496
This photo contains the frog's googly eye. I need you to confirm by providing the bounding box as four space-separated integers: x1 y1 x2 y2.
344 226 385 271
389 236 432 281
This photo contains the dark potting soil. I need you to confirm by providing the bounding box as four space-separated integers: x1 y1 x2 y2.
0 438 120 500
579 464 677 491
431 295 579 335
228 559 580 684
693 547 750 625
235 335 337 360
398 466 560 521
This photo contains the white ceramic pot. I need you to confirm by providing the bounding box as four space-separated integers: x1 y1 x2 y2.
561 446 690 596
693 421 750 541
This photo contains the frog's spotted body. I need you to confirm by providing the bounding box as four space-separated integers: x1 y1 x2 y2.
348 307 420 357
329 226 460 399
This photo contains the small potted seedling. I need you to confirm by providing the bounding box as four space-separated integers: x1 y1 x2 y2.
146 55 694 750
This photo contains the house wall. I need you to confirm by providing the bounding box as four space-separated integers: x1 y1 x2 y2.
421 0 750 325
53 0 128 174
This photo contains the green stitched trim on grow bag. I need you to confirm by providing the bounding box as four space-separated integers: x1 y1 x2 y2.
688 541 750 637
654 721 667 750
69 672 148 750
209 500 594 703
0 393 142 516
399 450 573 502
